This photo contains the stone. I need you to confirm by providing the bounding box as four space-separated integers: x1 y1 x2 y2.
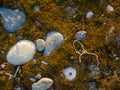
34 5 40 10
30 78 37 82
107 5 114 12
32 78 53 90
35 74 41 79
6 40 36 65
41 61 48 65
36 39 46 52
63 67 77 81
16 35 23 40
44 31 64 56
0 7 26 33
86 11 94 19
76 31 87 40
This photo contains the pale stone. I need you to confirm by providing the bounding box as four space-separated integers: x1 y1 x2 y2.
86 11 94 19
32 78 53 90
6 40 36 65
36 39 46 52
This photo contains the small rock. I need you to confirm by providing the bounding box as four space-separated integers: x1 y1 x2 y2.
35 74 41 79
107 5 114 12
0 7 26 33
36 39 46 52
30 78 37 82
63 67 76 81
6 40 36 65
16 35 23 40
44 31 64 56
76 31 87 40
32 78 53 90
34 5 40 10
41 61 48 65
86 11 94 19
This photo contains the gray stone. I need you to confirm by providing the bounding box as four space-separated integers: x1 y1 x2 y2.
36 39 46 52
86 11 94 19
34 5 40 11
0 7 26 33
6 40 36 65
76 31 87 40
44 31 64 56
30 78 37 82
32 78 53 90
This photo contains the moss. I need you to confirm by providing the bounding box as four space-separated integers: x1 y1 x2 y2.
0 0 120 89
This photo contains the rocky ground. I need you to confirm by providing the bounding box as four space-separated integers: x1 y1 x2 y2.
0 0 120 90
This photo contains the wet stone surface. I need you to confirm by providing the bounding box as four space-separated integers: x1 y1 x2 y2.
0 7 26 33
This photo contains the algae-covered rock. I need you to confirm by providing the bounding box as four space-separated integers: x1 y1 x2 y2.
0 7 26 33
6 40 36 65
44 31 64 56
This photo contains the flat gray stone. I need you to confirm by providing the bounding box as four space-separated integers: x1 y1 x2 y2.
6 40 36 65
0 7 26 33
44 31 64 56
32 78 53 90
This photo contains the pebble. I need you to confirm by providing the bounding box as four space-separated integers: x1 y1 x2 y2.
44 31 64 56
0 7 26 33
36 39 46 52
6 40 36 65
86 11 94 19
16 35 23 40
107 5 114 12
32 78 53 90
30 78 37 82
34 5 40 10
41 61 48 65
76 31 87 40
35 74 41 79
63 67 76 81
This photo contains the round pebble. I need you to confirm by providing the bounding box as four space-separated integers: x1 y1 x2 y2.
44 31 64 56
76 31 87 40
63 67 77 81
0 7 26 33
36 39 46 52
32 78 53 90
6 40 36 65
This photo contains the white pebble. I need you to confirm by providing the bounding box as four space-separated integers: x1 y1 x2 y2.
86 11 94 19
107 5 114 12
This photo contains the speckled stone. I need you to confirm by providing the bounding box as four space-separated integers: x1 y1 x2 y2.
6 40 36 65
32 78 53 90
44 31 64 56
76 31 87 40
0 7 26 33
36 39 46 52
